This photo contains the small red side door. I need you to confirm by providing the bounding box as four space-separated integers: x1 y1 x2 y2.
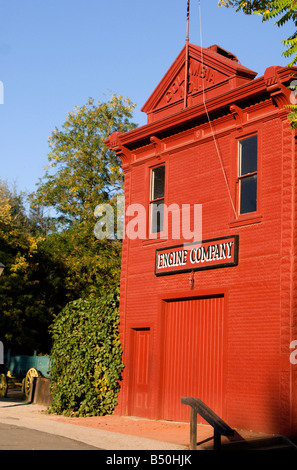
128 328 151 417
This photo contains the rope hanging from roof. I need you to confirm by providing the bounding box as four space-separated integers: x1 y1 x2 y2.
197 0 238 220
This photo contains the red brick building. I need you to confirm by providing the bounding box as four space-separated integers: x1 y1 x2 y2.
106 43 297 437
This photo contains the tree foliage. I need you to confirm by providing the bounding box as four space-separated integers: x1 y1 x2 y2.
1 94 137 354
0 181 67 353
39 95 135 414
219 1 297 126
49 291 123 417
32 94 136 229
30 94 136 298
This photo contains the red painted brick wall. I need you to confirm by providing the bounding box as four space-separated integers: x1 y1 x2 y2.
109 58 297 437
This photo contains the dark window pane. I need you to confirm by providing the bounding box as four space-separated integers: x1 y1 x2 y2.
239 135 257 176
151 166 165 200
240 175 257 214
151 201 164 233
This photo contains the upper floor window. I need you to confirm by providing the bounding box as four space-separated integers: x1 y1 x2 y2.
150 165 165 234
238 135 257 215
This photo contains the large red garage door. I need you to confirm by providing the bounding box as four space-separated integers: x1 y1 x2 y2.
161 295 226 422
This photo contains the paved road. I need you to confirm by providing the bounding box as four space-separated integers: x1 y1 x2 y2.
0 422 100 450
0 395 186 451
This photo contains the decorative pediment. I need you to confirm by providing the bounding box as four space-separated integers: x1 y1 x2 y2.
142 44 257 123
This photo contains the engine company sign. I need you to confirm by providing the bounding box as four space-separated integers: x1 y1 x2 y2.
155 235 239 276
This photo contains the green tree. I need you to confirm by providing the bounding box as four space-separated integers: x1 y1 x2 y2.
49 291 123 417
31 94 136 298
219 1 297 126
32 94 136 228
0 181 66 353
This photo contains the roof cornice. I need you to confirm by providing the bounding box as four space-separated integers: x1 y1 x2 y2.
105 66 294 154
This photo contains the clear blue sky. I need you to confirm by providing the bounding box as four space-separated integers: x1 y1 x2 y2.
0 0 293 194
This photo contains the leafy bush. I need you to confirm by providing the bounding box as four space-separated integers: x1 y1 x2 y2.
48 290 123 417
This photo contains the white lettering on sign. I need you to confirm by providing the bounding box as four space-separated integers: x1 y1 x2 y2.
189 242 233 264
157 249 188 269
155 236 238 276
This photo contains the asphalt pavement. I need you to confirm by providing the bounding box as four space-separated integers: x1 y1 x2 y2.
0 395 187 451
0 422 100 450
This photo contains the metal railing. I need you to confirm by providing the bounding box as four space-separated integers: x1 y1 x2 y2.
181 396 234 450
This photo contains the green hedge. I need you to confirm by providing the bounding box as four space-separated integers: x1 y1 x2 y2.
48 290 124 417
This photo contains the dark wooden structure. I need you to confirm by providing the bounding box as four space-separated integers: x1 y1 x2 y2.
181 396 234 450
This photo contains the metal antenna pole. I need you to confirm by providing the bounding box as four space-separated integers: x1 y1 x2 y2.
184 0 190 108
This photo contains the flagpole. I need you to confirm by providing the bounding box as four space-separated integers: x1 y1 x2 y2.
184 0 190 108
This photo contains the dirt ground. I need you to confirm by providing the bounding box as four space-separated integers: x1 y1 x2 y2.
51 414 194 447
50 412 277 449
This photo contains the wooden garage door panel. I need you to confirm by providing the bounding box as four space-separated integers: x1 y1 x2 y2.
162 296 226 422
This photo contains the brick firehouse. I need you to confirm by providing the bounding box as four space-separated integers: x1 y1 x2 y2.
106 42 297 437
